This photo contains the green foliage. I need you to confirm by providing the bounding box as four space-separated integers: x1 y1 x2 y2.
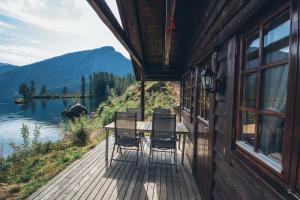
19 83 30 98
0 121 102 199
63 86 68 95
20 123 30 150
61 115 100 146
97 81 179 125
30 80 36 96
40 85 47 96
81 76 86 97
89 72 135 98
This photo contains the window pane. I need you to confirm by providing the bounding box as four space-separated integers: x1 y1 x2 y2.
258 115 284 164
205 100 209 120
263 11 290 64
242 74 257 107
261 64 288 112
240 112 256 146
245 32 260 70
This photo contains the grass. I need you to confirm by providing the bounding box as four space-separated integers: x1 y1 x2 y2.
0 125 105 200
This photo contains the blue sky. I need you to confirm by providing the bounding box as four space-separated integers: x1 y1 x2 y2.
0 0 128 66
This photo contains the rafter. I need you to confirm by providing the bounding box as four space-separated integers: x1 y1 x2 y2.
87 0 143 69
163 0 176 70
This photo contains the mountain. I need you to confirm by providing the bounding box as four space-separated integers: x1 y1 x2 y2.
0 63 17 75
0 46 133 97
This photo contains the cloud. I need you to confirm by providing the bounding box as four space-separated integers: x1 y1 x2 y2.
0 20 16 29
0 0 129 65
0 44 54 65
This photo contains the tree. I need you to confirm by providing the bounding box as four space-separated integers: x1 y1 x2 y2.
63 86 68 95
19 83 30 98
89 75 93 97
30 80 35 97
81 76 85 97
40 85 47 96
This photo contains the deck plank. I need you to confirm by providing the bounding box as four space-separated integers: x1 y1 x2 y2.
87 150 132 200
120 144 149 200
27 137 200 200
160 152 167 200
28 141 106 200
100 150 135 200
41 146 105 200
153 151 162 200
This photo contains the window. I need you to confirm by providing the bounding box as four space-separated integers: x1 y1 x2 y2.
183 74 191 111
197 66 210 122
237 10 290 173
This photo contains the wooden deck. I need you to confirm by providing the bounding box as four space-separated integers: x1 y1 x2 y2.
27 136 201 200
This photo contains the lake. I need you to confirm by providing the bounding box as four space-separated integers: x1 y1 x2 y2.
0 97 101 157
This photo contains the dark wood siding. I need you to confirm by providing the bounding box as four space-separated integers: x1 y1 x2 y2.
211 36 283 200
181 1 300 199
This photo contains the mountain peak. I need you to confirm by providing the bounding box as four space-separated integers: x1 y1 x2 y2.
96 46 115 52
0 47 133 97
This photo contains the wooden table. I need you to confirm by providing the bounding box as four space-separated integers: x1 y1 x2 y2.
104 121 189 165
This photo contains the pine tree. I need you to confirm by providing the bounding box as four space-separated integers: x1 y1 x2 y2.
19 83 30 98
40 85 47 96
30 80 36 97
63 86 68 95
81 76 85 97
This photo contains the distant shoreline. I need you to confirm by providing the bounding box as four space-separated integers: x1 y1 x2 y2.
14 95 94 102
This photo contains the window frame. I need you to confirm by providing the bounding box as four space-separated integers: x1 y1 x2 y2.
196 65 210 124
183 73 192 112
235 5 294 182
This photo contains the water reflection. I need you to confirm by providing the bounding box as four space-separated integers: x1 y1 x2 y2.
0 97 101 157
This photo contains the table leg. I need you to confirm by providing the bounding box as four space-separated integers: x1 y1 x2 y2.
178 134 181 150
105 129 109 166
181 134 186 165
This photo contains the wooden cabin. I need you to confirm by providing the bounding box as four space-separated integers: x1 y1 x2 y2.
88 0 300 199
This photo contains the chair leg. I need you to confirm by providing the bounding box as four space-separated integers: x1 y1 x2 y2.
110 144 116 167
118 145 123 155
149 145 152 170
136 145 139 168
174 149 178 172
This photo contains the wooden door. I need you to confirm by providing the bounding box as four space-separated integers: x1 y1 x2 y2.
194 65 214 200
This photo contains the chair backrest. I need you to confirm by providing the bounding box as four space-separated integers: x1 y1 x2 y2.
127 108 142 121
115 112 137 139
152 113 176 140
154 108 171 114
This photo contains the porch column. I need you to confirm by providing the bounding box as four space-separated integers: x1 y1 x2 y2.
140 71 145 121
179 80 183 122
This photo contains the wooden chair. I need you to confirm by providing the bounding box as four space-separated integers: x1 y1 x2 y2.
149 113 177 171
127 108 146 150
110 112 140 167
154 108 171 114
127 108 142 120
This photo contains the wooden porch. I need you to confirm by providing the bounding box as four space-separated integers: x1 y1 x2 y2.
27 136 200 200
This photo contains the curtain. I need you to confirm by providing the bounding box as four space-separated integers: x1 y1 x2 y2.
259 64 287 157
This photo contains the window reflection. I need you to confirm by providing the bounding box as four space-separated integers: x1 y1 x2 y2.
242 75 257 108
263 11 290 64
261 64 288 113
240 112 256 146
245 32 260 70
258 115 284 164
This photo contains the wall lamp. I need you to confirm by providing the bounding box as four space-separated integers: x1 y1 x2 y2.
200 65 226 96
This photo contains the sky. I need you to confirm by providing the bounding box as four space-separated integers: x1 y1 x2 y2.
0 0 129 66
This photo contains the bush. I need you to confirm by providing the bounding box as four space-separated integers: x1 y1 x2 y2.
62 115 92 146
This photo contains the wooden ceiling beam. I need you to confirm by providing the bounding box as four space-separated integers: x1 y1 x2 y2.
163 0 176 70
145 75 179 81
87 0 144 70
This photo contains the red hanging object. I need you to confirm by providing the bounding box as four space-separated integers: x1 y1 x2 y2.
167 21 176 32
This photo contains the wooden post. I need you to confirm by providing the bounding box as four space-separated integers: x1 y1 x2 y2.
141 71 145 121
179 81 183 122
